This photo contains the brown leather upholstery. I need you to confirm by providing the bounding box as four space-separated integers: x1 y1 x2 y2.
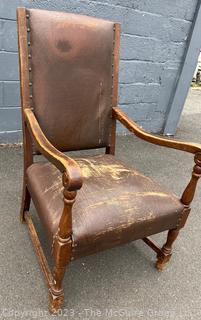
27 155 184 259
29 9 115 151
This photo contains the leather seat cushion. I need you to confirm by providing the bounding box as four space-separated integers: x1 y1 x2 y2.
26 155 184 259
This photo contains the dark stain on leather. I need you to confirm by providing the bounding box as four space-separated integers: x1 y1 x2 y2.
56 40 72 52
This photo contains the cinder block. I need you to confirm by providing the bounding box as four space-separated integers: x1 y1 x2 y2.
124 10 191 42
79 0 192 42
3 81 20 107
0 52 19 81
120 61 163 84
165 42 186 63
157 67 180 113
119 83 160 104
116 109 165 134
79 0 125 24
131 0 197 21
0 108 21 131
120 34 185 63
120 35 161 62
138 114 165 133
90 0 197 22
0 20 4 50
0 82 3 106
0 0 22 20
1 20 18 52
30 0 127 23
119 103 159 121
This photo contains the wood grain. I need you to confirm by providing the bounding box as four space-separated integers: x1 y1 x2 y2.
113 107 201 154
24 108 83 191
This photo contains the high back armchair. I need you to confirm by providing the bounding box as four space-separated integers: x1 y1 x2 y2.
17 7 201 313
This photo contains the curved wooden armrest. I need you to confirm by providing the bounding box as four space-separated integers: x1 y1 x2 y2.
24 108 83 191
113 107 201 154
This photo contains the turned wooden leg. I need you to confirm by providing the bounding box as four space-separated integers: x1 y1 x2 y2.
49 179 76 314
49 235 71 314
49 288 64 314
156 228 180 270
156 153 201 271
49 265 66 314
20 181 31 222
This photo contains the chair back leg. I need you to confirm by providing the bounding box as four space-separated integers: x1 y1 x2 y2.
20 183 31 222
20 123 33 222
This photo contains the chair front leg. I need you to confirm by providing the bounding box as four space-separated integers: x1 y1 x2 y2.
156 152 201 270
156 228 180 270
49 235 72 314
49 172 77 314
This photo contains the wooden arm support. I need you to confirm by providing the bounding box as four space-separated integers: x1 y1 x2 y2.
181 153 201 206
113 107 201 154
113 107 201 207
24 108 83 191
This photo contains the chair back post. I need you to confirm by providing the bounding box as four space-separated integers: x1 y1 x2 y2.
17 8 33 167
17 8 34 220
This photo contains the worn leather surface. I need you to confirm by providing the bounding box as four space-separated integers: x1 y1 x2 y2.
27 155 184 259
28 8 114 151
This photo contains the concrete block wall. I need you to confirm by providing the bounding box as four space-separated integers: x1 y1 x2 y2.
0 0 198 143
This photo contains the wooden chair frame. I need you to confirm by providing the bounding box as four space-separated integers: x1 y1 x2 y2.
17 7 201 313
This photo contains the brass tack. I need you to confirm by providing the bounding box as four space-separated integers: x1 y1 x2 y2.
28 41 31 46
29 94 33 99
29 82 32 86
28 54 31 58
29 67 32 71
26 14 30 18
27 27 30 32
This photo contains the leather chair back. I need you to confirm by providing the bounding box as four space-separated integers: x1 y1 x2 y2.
26 9 119 151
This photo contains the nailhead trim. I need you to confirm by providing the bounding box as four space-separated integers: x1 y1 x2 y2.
26 9 33 108
111 25 115 106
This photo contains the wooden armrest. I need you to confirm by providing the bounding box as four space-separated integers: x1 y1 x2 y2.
24 108 83 191
113 107 201 155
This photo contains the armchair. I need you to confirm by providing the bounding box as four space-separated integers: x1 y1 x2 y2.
17 7 201 313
